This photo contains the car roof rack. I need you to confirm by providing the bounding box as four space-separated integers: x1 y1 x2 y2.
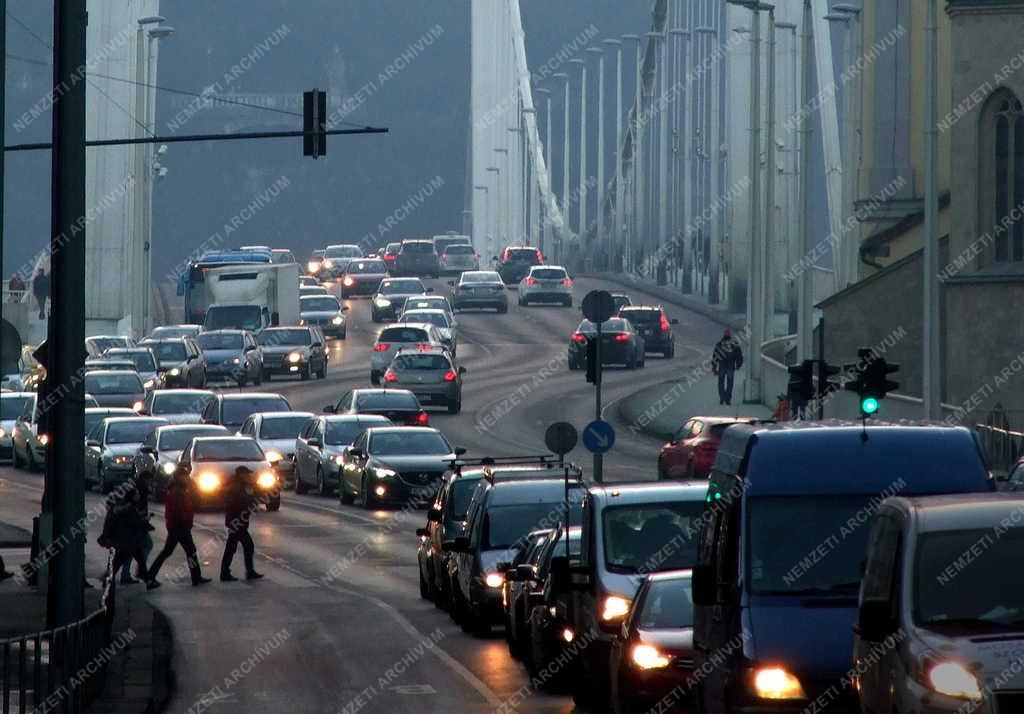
446 454 584 481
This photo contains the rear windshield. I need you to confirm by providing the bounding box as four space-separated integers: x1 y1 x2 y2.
447 478 480 520
461 272 500 283
405 298 448 311
384 243 401 255
354 392 419 410
444 244 474 255
505 249 540 263
531 268 567 280
484 503 562 550
401 242 434 253
638 579 694 629
151 392 212 415
258 329 311 346
150 326 198 339
90 337 129 352
85 410 131 435
147 342 187 362
347 260 387 274
578 319 629 333
620 309 661 324
222 397 291 426
197 333 243 350
324 418 390 445
194 439 264 461
259 415 313 439
2 396 31 420
602 501 705 573
85 373 143 394
379 327 429 343
159 427 226 451
107 350 157 372
107 420 162 444
393 353 451 370
380 279 424 294
402 312 449 328
301 297 342 312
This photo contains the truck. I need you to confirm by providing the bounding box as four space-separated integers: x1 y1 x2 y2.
197 262 300 334
178 248 272 324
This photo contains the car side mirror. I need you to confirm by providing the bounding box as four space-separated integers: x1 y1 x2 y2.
307 438 322 448
341 306 350 311
856 600 897 642
271 312 280 326
447 280 455 286
492 255 499 261
323 405 336 413
450 535 471 552
515 564 534 582
415 527 429 538
458 366 467 375
427 507 442 522
349 447 364 459
244 345 256 352
426 288 434 293
86 439 101 448
995 472 1010 483
691 564 715 606
454 446 467 456
139 446 156 455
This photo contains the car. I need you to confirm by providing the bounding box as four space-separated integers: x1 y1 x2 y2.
542 481 708 710
11 394 47 471
853 494 1024 714
450 270 508 313
299 295 348 338
84 370 147 410
140 337 207 388
1 392 35 461
495 245 543 284
383 346 466 413
432 233 472 257
517 265 574 306
499 528 557 658
83 358 138 374
692 423 995 714
103 347 165 390
438 243 479 275
340 258 389 298
401 294 455 318
568 318 646 370
608 570 696 714
369 323 447 384
177 436 281 511
323 388 429 426
293 414 393 496
84 416 168 493
238 411 315 489
610 293 632 312
148 324 202 341
85 335 135 357
337 426 462 508
381 242 401 272
195 329 263 385
618 306 678 358
657 417 759 479
394 239 440 277
370 277 431 323
306 249 326 276
139 389 214 424
299 284 329 298
84 407 138 440
298 275 320 288
396 309 458 355
446 478 584 635
270 248 295 264
321 244 364 279
134 423 231 501
257 326 328 381
199 392 293 430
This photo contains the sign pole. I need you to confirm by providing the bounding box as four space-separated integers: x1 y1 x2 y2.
594 320 603 483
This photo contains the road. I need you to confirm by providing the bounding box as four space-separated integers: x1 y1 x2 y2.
0 276 728 714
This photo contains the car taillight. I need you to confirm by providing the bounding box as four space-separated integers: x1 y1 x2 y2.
660 315 671 332
415 412 429 425
614 334 630 342
525 277 538 286
374 343 390 352
443 369 458 382
571 333 586 344
383 370 398 383
415 343 431 351
562 277 573 286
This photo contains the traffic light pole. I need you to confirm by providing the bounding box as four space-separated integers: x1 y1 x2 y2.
594 322 603 483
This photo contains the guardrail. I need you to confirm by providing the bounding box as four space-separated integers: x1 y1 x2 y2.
0 551 116 714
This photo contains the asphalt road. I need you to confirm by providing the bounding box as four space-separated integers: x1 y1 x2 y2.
0 275 728 714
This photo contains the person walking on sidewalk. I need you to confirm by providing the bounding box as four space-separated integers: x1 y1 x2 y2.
120 472 153 585
220 467 264 582
711 328 744 406
147 468 211 589
31 267 49 319
100 484 152 586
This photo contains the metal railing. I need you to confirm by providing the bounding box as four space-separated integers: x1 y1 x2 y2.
1 552 117 714
974 407 1024 474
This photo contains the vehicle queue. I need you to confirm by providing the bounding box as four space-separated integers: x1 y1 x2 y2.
4 234 1022 714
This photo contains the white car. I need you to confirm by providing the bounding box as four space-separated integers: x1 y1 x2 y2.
299 295 348 339
237 411 315 485
140 389 215 424
397 309 458 355
369 323 447 385
517 265 574 307
438 243 479 274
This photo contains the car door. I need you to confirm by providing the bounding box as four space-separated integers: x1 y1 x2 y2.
334 391 353 415
294 419 312 484
855 511 903 712
309 331 325 371
301 420 324 484
1004 461 1024 492
84 421 104 483
344 431 369 494
137 430 158 477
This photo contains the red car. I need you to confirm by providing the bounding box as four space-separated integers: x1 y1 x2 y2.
657 416 757 479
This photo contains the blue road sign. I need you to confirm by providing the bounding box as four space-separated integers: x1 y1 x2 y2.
582 419 616 454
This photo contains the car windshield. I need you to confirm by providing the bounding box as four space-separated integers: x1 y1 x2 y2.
402 312 449 328
603 502 704 573
151 327 197 339
620 309 661 325
197 333 243 350
370 431 451 455
914 527 1024 627
379 327 429 343
612 296 631 310
301 297 342 312
505 249 540 263
90 337 128 352
151 392 211 415
205 306 261 331
194 439 264 461
300 286 328 295
447 478 481 520
325 245 362 258
405 298 447 311
2 396 31 420
531 268 567 280
461 273 499 283
159 427 224 451
106 421 161 444
108 351 156 372
259 415 313 439
84 373 143 394
484 503 562 550
445 244 474 255
222 398 290 426
392 353 451 370
147 342 187 362
402 242 433 253
385 244 401 255
347 261 386 274
746 495 879 595
638 579 694 629
380 279 424 294
85 411 130 434
325 419 388 445
579 319 629 334
258 329 311 346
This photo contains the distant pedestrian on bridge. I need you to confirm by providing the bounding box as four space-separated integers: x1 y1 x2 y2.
220 467 263 582
31 268 49 319
711 328 743 406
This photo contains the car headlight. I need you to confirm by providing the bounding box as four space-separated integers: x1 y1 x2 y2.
308 261 321 273
332 316 344 325
256 471 277 489
601 595 632 621
927 662 982 700
167 367 181 376
484 572 504 588
265 450 283 463
132 401 144 412
113 455 132 465
161 461 177 475
197 472 221 493
631 643 672 670
143 379 155 389
299 319 306 325
375 468 397 479
375 297 391 306
230 357 241 365
751 667 807 700
343 276 355 287
38 433 50 446
0 428 7 438
323 259 334 269
287 352 302 363
332 455 345 466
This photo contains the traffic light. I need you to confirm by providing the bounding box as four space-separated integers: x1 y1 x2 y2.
787 360 815 417
585 338 599 384
817 360 841 402
303 89 327 158
844 348 900 417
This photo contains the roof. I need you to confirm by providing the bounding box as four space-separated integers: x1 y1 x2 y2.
891 493 1024 532
200 328 246 335
647 569 693 583
251 411 314 420
153 389 214 396
193 435 253 443
323 413 392 423
154 423 226 432
352 388 416 396
218 392 289 401
85 407 136 414
84 369 142 379
620 305 664 312
586 481 709 506
104 416 165 425
366 426 437 435
483 478 584 507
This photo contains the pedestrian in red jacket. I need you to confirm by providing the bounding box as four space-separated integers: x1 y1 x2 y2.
147 468 211 588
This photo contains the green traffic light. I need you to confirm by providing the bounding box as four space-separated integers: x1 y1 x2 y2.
861 397 879 415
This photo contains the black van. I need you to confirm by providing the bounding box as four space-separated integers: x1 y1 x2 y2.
692 422 993 714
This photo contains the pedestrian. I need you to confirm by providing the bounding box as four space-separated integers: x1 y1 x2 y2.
100 484 152 587
219 466 264 582
711 328 744 406
31 268 50 320
147 467 211 589
120 472 154 585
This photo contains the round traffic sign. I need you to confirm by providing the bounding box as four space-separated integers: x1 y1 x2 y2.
581 290 617 323
582 419 616 454
544 421 578 455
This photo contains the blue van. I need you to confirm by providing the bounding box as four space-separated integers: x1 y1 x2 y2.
692 422 993 714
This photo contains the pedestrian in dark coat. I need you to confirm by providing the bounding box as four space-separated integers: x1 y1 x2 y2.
103 485 151 585
120 473 154 584
711 328 744 406
219 467 263 581
147 468 210 588
31 269 50 319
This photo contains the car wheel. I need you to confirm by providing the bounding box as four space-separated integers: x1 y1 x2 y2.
361 476 376 509
316 467 332 497
26 447 39 473
318 362 327 379
448 399 461 415
184 373 193 389
12 445 22 470
301 364 311 381
564 297 573 307
371 310 381 323
369 370 381 386
294 468 309 495
254 369 263 385
627 353 637 370
339 329 347 340
497 304 508 314
518 295 526 306
665 344 674 358
419 567 433 600
99 468 110 495
339 485 354 505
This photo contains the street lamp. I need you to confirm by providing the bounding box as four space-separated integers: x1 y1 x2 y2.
603 39 623 268
474 185 491 249
775 20 799 313
621 34 642 269
831 4 863 288
508 125 525 243
553 72 571 231
696 25 719 297
487 164 503 250
645 31 664 274
568 58 587 240
534 88 553 254
587 46 606 263
142 25 173 332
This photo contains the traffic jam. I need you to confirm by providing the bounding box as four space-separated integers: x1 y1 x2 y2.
8 236 1024 714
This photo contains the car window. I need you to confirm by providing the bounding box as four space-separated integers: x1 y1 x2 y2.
402 312 449 328
259 415 313 439
258 329 311 346
444 245 474 255
106 350 157 372
461 272 500 283
221 397 291 426
530 268 567 280
619 309 661 325
401 242 434 253
106 420 162 444
194 439 264 461
346 260 387 273
197 333 243 350
159 427 226 451
380 279 425 294
379 327 429 343
392 353 451 370
1 395 31 420
354 392 419 410
146 342 188 362
637 579 694 629
151 392 211 415
602 502 705 573
84 373 144 394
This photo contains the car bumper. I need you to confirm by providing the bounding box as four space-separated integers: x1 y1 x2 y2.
453 295 507 309
368 476 440 504
469 584 506 623
440 261 478 273
522 289 571 302
264 361 306 375
341 282 379 296
206 364 247 379
618 664 697 711
403 384 459 404
637 333 672 351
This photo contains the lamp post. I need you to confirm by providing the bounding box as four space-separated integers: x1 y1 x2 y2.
474 185 491 250
142 25 173 333
508 125 525 243
696 25 718 297
775 20 798 315
622 34 643 270
646 31 664 276
487 164 503 250
604 39 623 269
553 72 571 236
521 107 537 245
824 11 852 288
923 0 941 419
133 16 163 337
587 46 606 265
535 87 552 253
833 3 862 287
568 58 587 242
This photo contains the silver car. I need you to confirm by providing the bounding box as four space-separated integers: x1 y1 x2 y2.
11 394 46 470
134 423 230 500
451 271 509 313
299 294 348 338
383 346 466 414
517 265 574 307
85 334 135 358
293 414 392 496
401 295 455 322
84 416 168 493
438 243 479 274
140 389 214 424
103 347 165 390
238 411 315 487
397 309 458 355
148 324 201 340
370 323 447 384
370 277 431 322
177 435 281 511
0 392 34 461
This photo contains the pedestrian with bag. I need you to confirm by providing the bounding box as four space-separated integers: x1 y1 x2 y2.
711 328 744 406
120 472 154 585
99 483 153 587
219 466 264 582
147 467 211 589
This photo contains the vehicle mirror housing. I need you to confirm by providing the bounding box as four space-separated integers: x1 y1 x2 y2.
86 439 101 448
425 288 434 293
341 306 350 311
515 564 535 582
427 507 442 522
856 599 897 642
447 280 455 286
454 446 467 456
415 527 429 538
348 447 364 459
995 471 1010 483
691 564 715 606
139 446 156 454
670 318 679 325
323 405 336 413
307 438 322 448
458 366 467 375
